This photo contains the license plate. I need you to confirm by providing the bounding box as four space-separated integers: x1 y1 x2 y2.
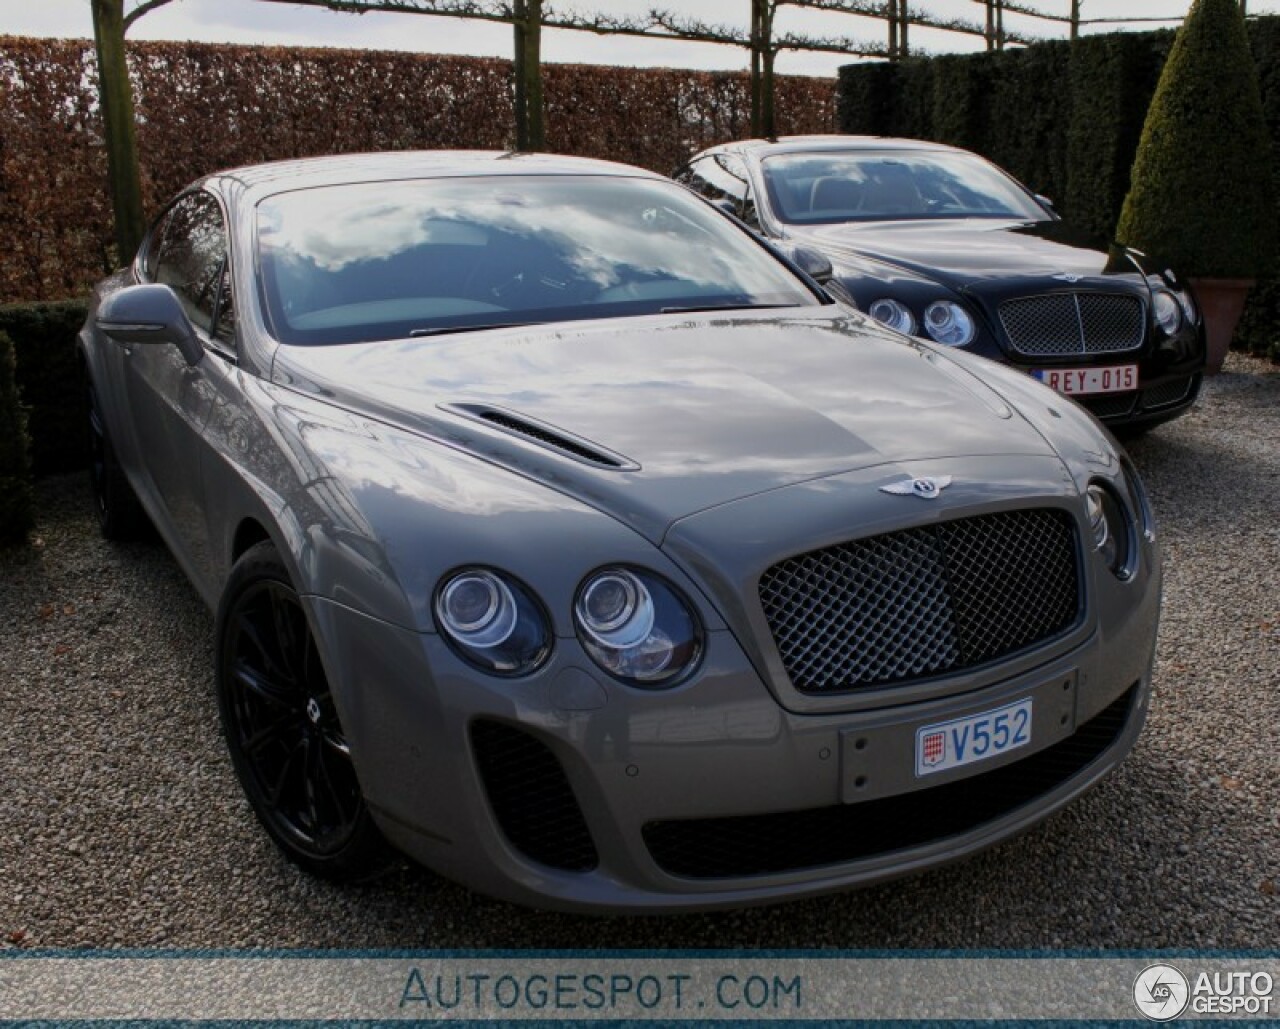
1033 365 1138 395
915 698 1033 777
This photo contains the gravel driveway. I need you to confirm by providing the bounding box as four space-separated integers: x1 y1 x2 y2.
1 354 1276 950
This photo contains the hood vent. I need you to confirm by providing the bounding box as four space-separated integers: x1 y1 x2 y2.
445 403 639 470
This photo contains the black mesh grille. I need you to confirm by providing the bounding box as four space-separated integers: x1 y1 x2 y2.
999 293 1144 356
1079 392 1138 420
1140 376 1194 410
643 686 1135 879
471 720 598 872
759 509 1081 694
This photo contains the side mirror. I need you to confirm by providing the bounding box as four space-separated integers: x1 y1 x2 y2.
779 243 835 285
97 284 203 366
1035 194 1056 210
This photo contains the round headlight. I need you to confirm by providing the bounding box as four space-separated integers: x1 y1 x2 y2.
1175 289 1197 324
574 568 702 687
923 300 976 346
1086 484 1134 579
435 569 551 676
1153 291 1182 335
868 298 916 335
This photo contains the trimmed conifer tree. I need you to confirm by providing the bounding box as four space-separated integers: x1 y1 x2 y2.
1117 0 1276 279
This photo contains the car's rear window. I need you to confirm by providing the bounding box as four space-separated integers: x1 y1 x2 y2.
255 175 819 345
762 150 1049 225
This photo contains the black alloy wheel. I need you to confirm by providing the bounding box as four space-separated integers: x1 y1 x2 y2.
216 542 389 879
86 377 147 539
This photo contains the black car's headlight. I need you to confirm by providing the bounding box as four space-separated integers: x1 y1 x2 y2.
923 300 976 346
1086 483 1136 580
868 298 917 335
1175 289 1197 324
1153 290 1183 335
574 568 702 687
435 568 552 676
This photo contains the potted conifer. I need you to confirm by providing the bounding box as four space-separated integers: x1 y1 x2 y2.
1117 0 1277 373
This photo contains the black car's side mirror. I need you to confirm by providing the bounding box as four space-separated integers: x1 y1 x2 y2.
97 284 203 366
778 243 835 285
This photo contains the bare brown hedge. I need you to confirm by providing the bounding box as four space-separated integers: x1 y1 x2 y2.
0 36 835 303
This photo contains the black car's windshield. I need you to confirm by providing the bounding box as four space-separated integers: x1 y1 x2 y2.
256 175 819 345
761 150 1049 226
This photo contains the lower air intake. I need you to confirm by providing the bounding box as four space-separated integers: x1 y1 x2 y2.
471 720 598 872
643 686 1135 880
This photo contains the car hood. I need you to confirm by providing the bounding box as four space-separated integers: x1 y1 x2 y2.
788 219 1150 291
271 308 1059 542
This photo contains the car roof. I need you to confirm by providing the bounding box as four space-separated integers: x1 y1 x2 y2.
209 150 667 198
696 135 969 162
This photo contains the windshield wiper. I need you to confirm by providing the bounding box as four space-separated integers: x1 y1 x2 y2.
659 302 792 315
409 322 532 338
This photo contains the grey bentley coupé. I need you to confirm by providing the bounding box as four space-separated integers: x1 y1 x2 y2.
80 151 1160 912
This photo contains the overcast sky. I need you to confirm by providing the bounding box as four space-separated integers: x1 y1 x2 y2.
3 0 1277 77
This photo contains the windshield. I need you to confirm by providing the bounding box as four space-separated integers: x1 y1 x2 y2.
255 175 819 345
761 150 1049 226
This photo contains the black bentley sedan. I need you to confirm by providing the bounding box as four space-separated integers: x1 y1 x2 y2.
676 136 1206 432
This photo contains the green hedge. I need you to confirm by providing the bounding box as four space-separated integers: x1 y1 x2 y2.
838 30 1178 235
838 18 1280 357
1065 31 1173 243
1238 16 1280 358
0 300 89 476
0 330 33 545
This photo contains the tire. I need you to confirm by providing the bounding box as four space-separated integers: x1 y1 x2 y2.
215 541 391 880
87 378 148 540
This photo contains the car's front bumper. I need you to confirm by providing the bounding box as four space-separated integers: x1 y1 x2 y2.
307 543 1160 913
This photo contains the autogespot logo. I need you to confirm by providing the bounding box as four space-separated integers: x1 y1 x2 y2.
1133 964 1191 1021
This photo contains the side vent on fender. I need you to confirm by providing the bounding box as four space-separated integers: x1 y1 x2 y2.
443 403 639 470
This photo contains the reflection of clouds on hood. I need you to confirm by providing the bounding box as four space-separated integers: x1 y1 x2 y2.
259 177 778 291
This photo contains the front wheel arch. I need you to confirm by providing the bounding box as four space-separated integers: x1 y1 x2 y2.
214 539 392 880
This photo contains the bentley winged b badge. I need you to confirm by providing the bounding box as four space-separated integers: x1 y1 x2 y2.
880 476 954 499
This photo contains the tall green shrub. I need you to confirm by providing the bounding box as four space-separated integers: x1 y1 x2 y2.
0 330 33 546
1237 16 1280 357
0 301 89 476
1116 0 1276 279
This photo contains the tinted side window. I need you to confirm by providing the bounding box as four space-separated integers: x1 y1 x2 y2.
681 156 748 215
721 155 760 228
153 192 229 336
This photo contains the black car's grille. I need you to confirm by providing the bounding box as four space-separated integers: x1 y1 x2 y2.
999 293 1145 357
759 509 1081 694
1079 392 1138 420
643 685 1135 879
1141 376 1195 410
471 720 598 872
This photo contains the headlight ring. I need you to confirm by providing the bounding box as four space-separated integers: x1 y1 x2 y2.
868 298 917 335
923 300 976 346
435 568 552 676
1086 483 1136 580
574 568 703 687
1153 290 1183 336
1175 288 1197 324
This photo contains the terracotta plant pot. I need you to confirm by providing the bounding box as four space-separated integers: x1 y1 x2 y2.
1188 277 1254 374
